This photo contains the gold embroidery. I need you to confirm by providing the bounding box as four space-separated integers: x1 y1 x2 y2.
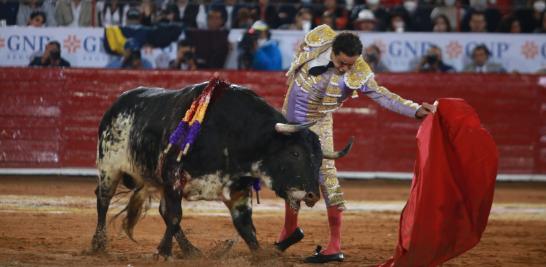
286 25 336 82
344 57 373 90
309 113 345 208
304 24 336 47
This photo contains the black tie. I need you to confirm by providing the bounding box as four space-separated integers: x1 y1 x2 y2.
308 61 334 76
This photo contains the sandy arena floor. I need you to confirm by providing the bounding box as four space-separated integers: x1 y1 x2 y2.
0 176 545 267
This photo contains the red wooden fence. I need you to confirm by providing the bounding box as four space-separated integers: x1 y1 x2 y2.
0 68 544 177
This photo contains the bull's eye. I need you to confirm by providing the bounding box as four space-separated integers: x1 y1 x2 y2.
291 151 300 158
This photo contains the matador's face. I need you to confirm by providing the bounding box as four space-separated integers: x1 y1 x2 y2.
331 52 359 74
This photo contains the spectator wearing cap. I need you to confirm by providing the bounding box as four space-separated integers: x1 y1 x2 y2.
28 11 46 27
353 9 377 32
55 0 98 27
106 39 153 69
351 0 390 31
29 41 71 67
463 44 505 73
238 21 282 71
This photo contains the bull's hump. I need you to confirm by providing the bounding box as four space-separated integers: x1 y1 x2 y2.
134 87 169 97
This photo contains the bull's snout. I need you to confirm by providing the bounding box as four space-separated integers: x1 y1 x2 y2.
303 191 320 207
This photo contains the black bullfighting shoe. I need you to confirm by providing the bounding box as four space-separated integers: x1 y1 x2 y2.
274 227 304 251
303 245 345 264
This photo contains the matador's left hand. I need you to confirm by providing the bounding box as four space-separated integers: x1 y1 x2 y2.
415 102 438 119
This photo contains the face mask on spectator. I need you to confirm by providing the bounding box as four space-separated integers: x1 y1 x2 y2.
534 1 546 12
404 1 418 13
394 20 405 31
257 38 267 48
444 0 456 6
302 20 311 31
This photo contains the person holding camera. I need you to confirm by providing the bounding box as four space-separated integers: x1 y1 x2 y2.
169 39 197 70
416 45 454 73
29 41 71 67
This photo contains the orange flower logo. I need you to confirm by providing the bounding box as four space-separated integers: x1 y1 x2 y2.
63 35 81 54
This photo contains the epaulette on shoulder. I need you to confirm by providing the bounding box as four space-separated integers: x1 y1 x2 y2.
304 24 337 48
344 57 374 90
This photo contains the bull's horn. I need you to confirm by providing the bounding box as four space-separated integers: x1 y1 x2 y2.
323 137 354 159
275 121 316 135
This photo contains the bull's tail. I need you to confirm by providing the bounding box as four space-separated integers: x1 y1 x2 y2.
114 185 152 241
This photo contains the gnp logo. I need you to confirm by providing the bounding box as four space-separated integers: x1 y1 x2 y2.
63 35 81 53
5 35 51 51
388 41 433 58
464 42 510 59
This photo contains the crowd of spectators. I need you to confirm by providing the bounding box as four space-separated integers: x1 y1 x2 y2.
1 0 542 72
1 0 545 33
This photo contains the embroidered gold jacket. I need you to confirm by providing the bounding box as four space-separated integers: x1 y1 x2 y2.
283 25 420 122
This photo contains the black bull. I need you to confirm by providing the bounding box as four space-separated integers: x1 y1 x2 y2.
91 81 352 258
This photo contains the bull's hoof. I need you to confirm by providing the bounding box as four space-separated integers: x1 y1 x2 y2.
91 233 107 253
153 250 173 261
155 240 173 261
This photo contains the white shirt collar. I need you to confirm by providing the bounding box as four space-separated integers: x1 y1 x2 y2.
308 47 332 69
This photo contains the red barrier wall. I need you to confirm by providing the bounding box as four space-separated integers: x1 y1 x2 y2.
1 68 544 174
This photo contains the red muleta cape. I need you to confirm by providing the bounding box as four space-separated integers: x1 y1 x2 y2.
379 98 499 267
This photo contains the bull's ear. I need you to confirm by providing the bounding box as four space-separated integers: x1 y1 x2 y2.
275 121 316 135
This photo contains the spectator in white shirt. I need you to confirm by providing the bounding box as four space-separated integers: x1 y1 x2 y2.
55 0 98 27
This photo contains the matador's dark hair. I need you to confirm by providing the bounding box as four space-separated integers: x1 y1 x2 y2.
332 32 363 57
